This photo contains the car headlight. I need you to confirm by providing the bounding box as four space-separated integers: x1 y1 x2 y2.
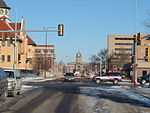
8 81 16 87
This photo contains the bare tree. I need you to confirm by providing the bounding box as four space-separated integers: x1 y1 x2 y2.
90 48 130 71
143 13 150 31
90 48 109 72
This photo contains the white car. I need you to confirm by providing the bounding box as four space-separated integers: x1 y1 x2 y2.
4 69 22 96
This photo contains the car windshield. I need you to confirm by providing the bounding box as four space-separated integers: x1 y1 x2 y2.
5 71 14 78
65 73 74 76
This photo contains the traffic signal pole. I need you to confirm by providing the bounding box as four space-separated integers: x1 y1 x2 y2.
0 24 64 73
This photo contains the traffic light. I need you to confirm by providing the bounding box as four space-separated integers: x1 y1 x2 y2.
58 24 64 36
133 32 142 45
18 54 21 63
131 55 135 64
145 48 150 62
137 32 141 45
137 32 142 40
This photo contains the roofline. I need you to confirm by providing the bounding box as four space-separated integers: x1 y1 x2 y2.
36 45 54 47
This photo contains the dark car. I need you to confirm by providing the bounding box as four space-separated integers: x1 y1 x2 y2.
64 72 75 82
137 74 150 85
0 68 8 101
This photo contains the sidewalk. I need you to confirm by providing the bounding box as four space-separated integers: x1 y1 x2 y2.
120 80 150 99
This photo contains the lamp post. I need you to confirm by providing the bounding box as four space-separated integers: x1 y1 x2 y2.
132 0 138 87
44 27 53 78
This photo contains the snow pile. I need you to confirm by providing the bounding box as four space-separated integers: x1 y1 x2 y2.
21 85 33 91
22 76 44 82
22 76 56 83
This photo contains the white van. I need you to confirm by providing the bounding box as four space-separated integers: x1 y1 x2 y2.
4 69 22 96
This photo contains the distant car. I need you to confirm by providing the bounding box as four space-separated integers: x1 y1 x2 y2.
94 72 123 84
0 68 8 101
64 72 75 82
4 69 22 96
137 74 150 85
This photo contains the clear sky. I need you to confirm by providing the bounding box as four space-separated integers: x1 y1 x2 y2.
5 0 150 63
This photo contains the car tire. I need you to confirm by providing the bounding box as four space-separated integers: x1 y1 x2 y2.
0 89 7 101
141 79 146 85
95 79 101 84
16 90 21 95
113 79 119 84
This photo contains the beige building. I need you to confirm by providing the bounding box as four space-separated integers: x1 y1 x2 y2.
67 52 87 73
0 0 36 70
108 33 150 77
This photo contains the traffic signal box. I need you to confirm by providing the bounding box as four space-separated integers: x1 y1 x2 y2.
131 55 135 64
137 33 141 45
133 33 141 45
58 24 64 36
145 48 150 62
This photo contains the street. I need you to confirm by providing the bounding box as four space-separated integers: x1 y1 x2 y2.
0 78 150 113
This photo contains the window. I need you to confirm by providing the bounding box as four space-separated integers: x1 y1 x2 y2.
115 38 134 40
115 48 132 51
7 55 11 62
7 39 11 46
36 49 41 53
115 43 133 45
48 57 51 60
50 49 54 53
44 49 48 53
37 57 40 60
2 55 5 62
2 38 6 46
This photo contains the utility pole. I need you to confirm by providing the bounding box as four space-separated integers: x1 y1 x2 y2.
132 0 138 87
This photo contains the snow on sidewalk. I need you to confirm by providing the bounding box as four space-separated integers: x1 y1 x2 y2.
79 85 150 112
22 76 56 83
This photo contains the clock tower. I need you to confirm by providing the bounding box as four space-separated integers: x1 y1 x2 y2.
0 0 10 21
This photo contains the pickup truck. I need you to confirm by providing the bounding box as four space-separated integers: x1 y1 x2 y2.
94 72 123 84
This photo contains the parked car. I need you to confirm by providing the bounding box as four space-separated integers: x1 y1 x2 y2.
137 74 150 85
64 72 75 82
4 69 22 96
94 72 123 84
20 70 37 77
0 68 8 101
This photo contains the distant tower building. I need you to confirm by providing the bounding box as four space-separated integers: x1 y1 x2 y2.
76 51 82 62
0 0 11 22
67 52 87 73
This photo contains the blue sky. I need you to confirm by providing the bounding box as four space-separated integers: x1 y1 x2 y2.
5 0 150 63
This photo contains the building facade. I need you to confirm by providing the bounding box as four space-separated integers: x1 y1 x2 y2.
67 52 87 73
35 45 55 76
0 0 36 70
108 33 150 77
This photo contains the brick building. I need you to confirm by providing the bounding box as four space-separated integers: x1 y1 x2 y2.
35 45 55 76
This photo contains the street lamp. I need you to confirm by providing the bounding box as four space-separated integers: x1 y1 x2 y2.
44 27 54 78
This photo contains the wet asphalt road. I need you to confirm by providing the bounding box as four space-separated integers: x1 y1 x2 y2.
0 78 150 113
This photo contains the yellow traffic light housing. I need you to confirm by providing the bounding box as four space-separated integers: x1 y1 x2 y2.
58 24 64 36
137 32 142 40
145 47 150 62
137 32 141 45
